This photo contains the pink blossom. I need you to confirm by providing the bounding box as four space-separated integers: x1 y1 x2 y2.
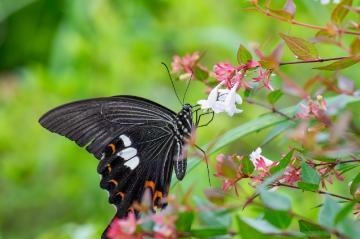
249 148 274 171
214 154 243 192
213 62 247 89
295 97 331 126
152 214 177 239
171 52 200 75
280 166 300 185
252 68 274 91
107 213 141 239
213 61 260 89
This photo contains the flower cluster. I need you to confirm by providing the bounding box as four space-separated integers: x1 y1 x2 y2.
212 148 302 194
296 95 331 126
215 148 285 192
107 209 178 239
171 52 274 117
171 51 208 80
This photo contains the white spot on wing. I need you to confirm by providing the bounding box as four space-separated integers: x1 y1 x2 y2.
117 147 137 160
119 134 132 147
124 156 140 170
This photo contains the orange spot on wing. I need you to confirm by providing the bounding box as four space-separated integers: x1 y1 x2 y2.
153 190 163 201
107 164 112 172
116 192 125 199
145 180 155 192
128 206 135 213
108 179 118 186
108 143 116 154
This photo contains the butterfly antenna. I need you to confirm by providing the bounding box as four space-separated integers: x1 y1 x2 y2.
195 144 212 187
161 62 182 106
182 74 192 104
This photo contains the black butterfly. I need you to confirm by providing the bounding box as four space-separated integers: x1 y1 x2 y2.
39 95 200 238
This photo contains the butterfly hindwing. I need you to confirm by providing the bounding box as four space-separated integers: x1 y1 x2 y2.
98 124 177 217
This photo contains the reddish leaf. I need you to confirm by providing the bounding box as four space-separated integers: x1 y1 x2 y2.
314 57 360 71
237 44 253 64
337 76 354 93
329 111 351 144
331 0 353 24
314 29 338 44
283 0 296 17
280 33 319 60
350 38 360 55
270 43 284 63
259 58 278 70
269 9 293 21
204 188 225 205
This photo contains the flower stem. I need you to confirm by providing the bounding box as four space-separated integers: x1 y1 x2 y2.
280 57 349 66
252 4 360 36
275 182 353 201
246 98 294 120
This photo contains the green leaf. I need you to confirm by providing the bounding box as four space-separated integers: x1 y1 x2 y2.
190 228 228 238
297 181 319 191
270 149 294 174
241 155 254 175
262 121 293 146
244 88 252 97
337 163 360 175
334 201 356 224
298 220 330 238
301 161 320 186
314 57 359 71
279 33 319 60
194 66 209 81
171 95 360 187
260 190 292 211
264 209 293 229
331 0 353 24
237 44 252 64
267 89 283 104
319 196 341 228
237 217 268 239
194 197 232 227
350 172 360 199
176 211 194 232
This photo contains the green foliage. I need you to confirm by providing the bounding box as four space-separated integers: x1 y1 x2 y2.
1 0 360 238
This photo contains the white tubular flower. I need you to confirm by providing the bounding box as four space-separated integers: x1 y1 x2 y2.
197 81 243 116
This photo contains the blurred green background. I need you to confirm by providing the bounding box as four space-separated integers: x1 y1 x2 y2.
1 1 359 238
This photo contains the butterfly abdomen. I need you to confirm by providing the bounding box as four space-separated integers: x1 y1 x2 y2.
173 104 194 181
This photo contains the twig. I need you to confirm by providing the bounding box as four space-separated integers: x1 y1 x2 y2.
280 57 349 66
253 4 360 36
276 182 353 201
246 98 294 120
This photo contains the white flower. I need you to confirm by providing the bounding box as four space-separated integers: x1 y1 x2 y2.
197 81 243 116
249 147 273 169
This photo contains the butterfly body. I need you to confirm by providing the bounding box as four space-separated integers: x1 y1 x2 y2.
39 95 194 237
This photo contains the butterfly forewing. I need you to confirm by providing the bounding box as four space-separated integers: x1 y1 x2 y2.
39 95 194 238
39 96 178 158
